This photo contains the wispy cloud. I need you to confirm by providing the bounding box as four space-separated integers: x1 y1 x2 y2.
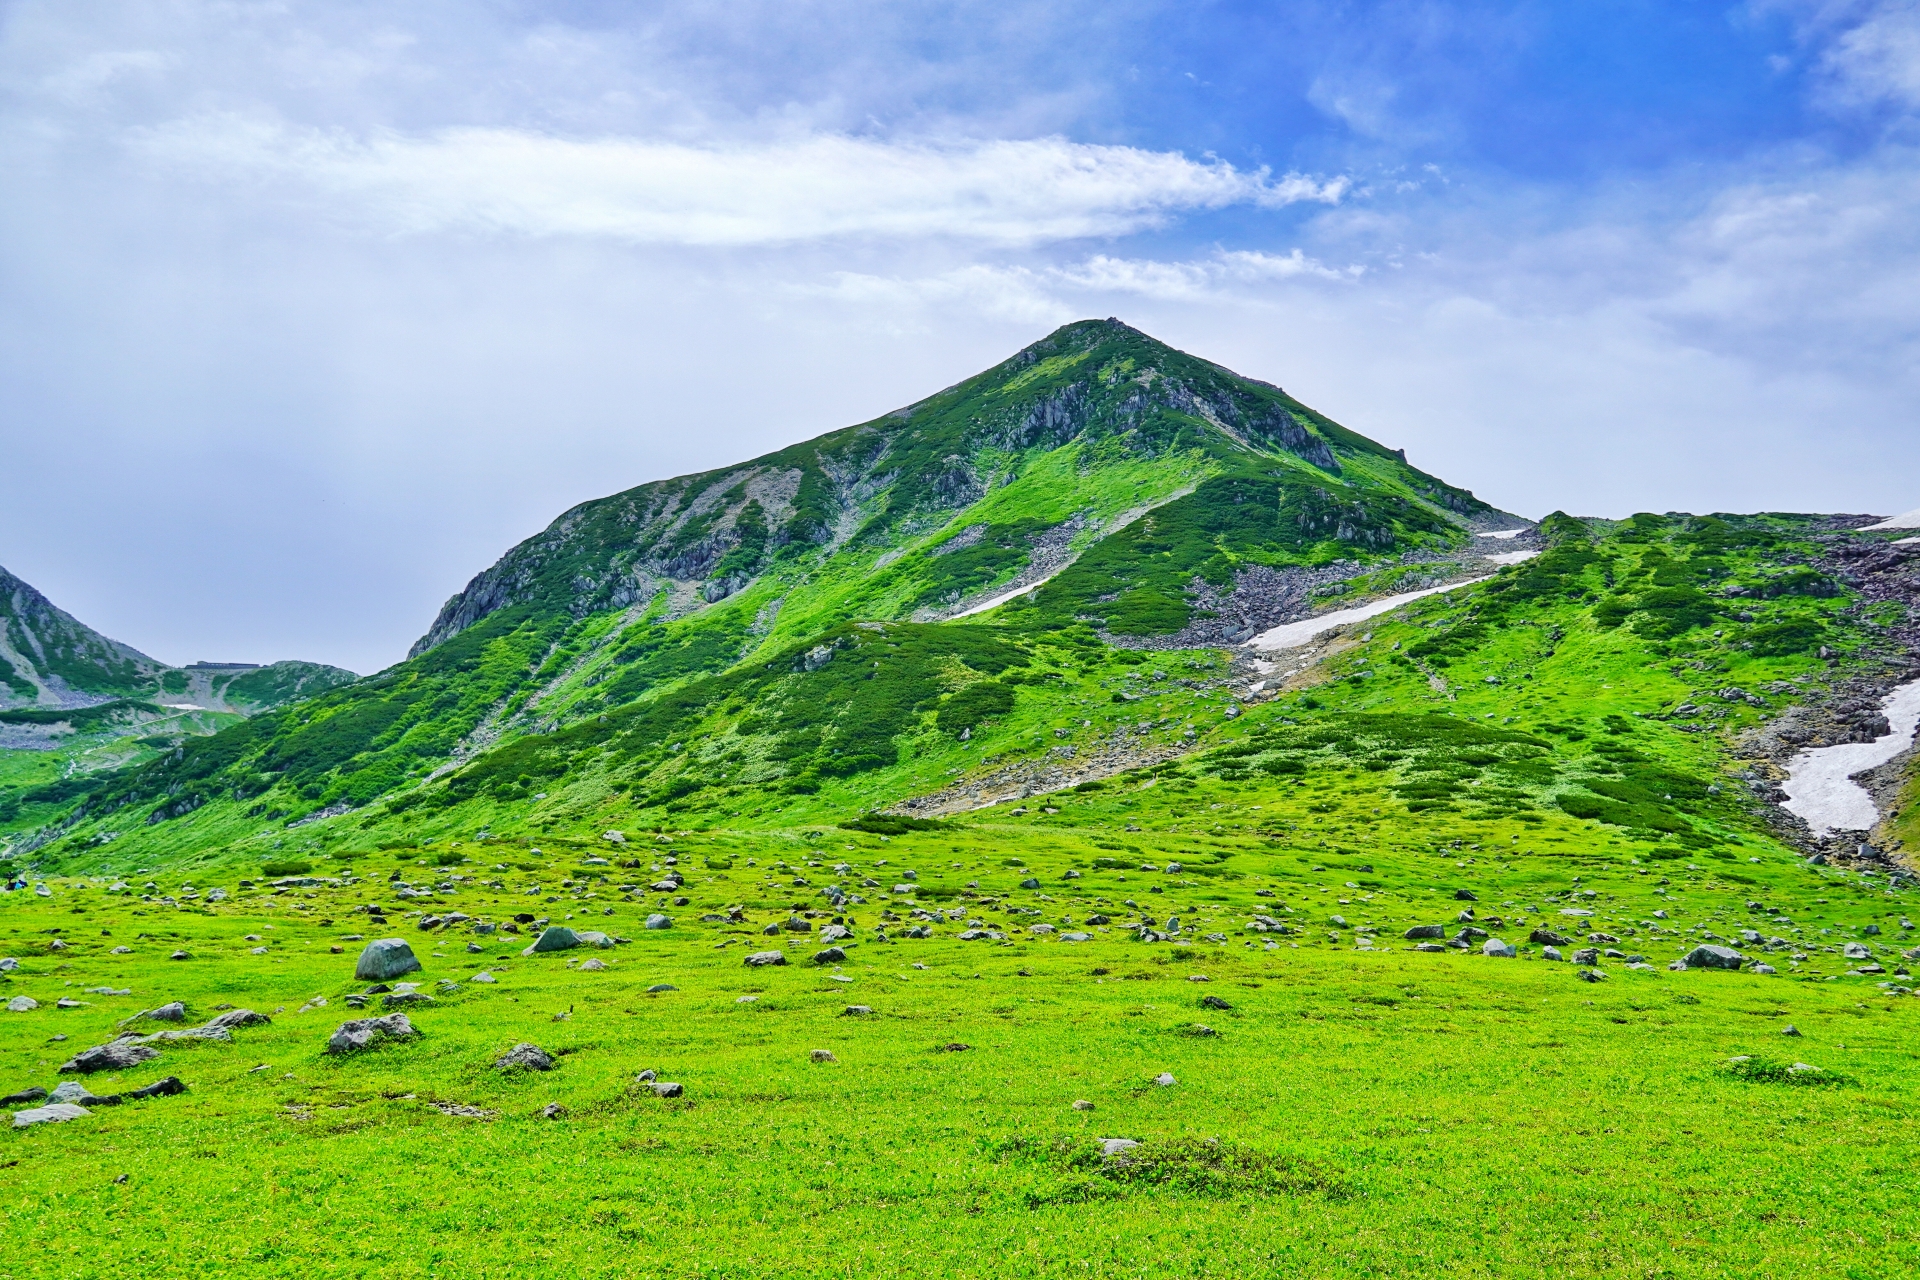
134 116 1349 247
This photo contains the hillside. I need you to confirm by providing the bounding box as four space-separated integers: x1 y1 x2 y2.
8 319 1532 860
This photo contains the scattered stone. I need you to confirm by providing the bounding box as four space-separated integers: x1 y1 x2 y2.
1576 968 1605 983
0 1087 49 1105
745 951 787 967
736 995 758 1003
1454 889 1478 901
354 939 422 982
1843 941 1873 960
940 1042 970 1052
129 1001 188 1024
1483 938 1517 958
1571 947 1600 966
645 983 676 993
575 931 617 949
523 926 583 955
204 1009 270 1031
325 1013 420 1055
649 1081 683 1098
541 1102 567 1119
11 1103 90 1128
7 996 38 1013
1542 945 1565 961
382 992 434 1008
842 1005 873 1017
1403 924 1445 940
813 946 848 965
809 1049 838 1064
1072 1099 1094 1111
49 1081 103 1105
1100 1138 1139 1156
1676 945 1747 971
471 971 496 984
1199 994 1232 1010
495 1042 556 1071
578 958 608 972
62 1039 161 1074
110 946 131 955
1152 1072 1176 1087
168 951 189 961
1782 1024 1802 1037
644 914 672 930
1529 928 1571 947
0 958 17 971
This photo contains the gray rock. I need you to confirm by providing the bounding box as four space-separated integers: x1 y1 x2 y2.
575 931 617 949
1329 915 1349 928
744 950 787 967
541 1102 566 1119
382 991 435 1007
1542 945 1564 961
0 958 16 971
1072 1099 1094 1111
1413 943 1448 952
11 1103 90 1128
650 1081 683 1098
1782 1024 1802 1036
168 951 189 961
1454 889 1478 901
1061 931 1091 942
578 958 608 971
131 1001 187 1023
645 983 676 993
0 1087 48 1105
203 1009 269 1031
1864 923 1881 936
841 1005 873 1017
813 947 847 965
818 924 852 943
1575 968 1605 983
1020 877 1041 889
325 1013 419 1055
809 1049 837 1063
1152 1072 1176 1087
1403 924 1445 939
1482 938 1517 958
1678 944 1747 971
1572 947 1600 966
1100 1138 1139 1157
1529 929 1571 946
494 1042 555 1071
1752 962 1778 975
1199 994 1232 1010
62 1039 161 1074
644 914 672 930
1843 941 1872 960
7 996 37 1012
523 926 582 955
471 971 496 983
49 1081 105 1105
354 939 422 982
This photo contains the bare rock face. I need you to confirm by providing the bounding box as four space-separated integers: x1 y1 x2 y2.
354 939 422 982
326 1013 420 1055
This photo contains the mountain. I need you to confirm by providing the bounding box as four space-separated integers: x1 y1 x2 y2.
0 565 168 707
9 318 1915 881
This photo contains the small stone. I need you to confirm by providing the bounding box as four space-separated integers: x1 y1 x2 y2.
736 995 758 1003
0 1087 48 1105
644 914 672 930
1483 938 1517 958
578 958 608 971
650 1081 683 1098
1403 925 1445 940
471 971 496 984
1782 1024 1802 1037
1576 968 1604 983
636 1069 657 1081
646 983 676 993
62 1039 161 1074
467 942 483 953
354 939 422 982
1677 944 1746 971
841 1005 873 1016
1072 1099 1094 1111
494 1042 555 1071
134 1002 188 1023
809 1049 838 1063
382 991 435 1007
744 951 787 967
541 1102 566 1119
168 951 189 961
8 996 39 1012
110 946 131 955
1152 1072 1176 1087
1199 994 1232 1010
1100 1138 1139 1156
1843 941 1872 960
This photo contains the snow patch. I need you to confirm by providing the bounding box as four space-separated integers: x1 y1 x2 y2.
1486 550 1539 565
1861 507 1920 531
1476 528 1528 539
1244 578 1491 652
1780 678 1920 835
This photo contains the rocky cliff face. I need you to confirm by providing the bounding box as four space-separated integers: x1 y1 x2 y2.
0 565 164 708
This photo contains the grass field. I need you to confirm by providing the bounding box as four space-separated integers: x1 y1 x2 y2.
5 807 1917 1279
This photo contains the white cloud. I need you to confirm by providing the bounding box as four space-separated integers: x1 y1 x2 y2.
133 115 1349 247
1819 0 1920 109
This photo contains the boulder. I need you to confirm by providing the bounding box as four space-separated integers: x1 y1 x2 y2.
123 1076 186 1100
744 950 787 967
523 926 582 955
1100 1138 1139 1157
578 958 608 971
1403 924 1445 940
810 1049 838 1063
1152 1072 1176 1087
0 1087 48 1105
1542 945 1564 962
841 1005 873 1017
813 946 847 965
1482 938 1517 958
7 996 37 1012
643 915 672 931
131 1001 187 1023
354 939 422 982
494 1042 555 1071
1529 928 1571 947
650 1081 683 1098
325 1013 419 1055
11 1103 90 1128
49 1081 106 1105
1199 994 1233 1010
1571 947 1600 966
1453 889 1478 901
1843 941 1872 960
575 931 617 949
203 1009 270 1031
62 1039 161 1074
1677 944 1746 971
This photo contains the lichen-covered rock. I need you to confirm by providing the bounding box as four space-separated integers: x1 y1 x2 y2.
61 1038 161 1074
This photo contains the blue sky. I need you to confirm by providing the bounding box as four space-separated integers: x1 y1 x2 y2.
1 0 1915 672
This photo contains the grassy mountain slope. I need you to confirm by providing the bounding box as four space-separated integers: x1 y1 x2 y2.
7 320 1524 857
